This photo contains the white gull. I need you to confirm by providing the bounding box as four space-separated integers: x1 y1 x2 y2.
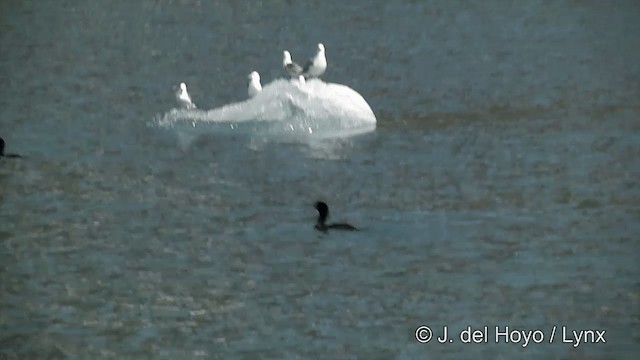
247 71 262 98
283 50 303 78
302 43 327 79
176 82 196 109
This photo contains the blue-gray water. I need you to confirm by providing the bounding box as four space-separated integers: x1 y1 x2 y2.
1 0 639 358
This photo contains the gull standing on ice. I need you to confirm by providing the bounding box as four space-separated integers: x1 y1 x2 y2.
302 43 327 79
176 82 196 109
283 50 303 78
247 71 262 98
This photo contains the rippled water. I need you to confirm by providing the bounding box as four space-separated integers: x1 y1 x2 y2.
1 1 639 358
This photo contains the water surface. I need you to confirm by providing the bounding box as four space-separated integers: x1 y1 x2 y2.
1 1 639 358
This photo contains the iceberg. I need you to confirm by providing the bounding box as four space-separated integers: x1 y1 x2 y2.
154 78 376 139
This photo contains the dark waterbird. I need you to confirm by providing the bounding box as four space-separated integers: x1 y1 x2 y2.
0 137 22 158
314 201 358 233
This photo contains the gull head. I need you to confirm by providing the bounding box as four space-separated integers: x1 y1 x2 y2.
179 82 187 91
283 50 292 65
248 71 260 82
298 75 305 84
317 43 325 53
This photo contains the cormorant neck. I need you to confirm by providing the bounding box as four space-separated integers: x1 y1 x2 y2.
315 222 328 233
